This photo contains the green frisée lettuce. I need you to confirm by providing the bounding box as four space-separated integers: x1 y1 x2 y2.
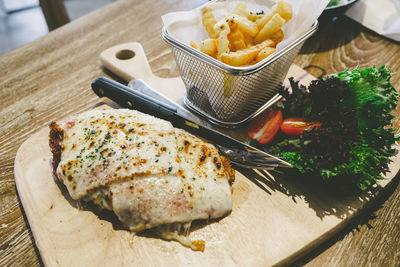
333 66 399 153
272 66 399 190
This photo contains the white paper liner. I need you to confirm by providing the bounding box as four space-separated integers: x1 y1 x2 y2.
346 0 400 42
161 0 329 122
162 0 330 55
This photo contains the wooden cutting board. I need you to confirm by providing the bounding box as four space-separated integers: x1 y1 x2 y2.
14 43 400 266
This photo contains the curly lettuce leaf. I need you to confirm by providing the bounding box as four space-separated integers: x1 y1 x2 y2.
332 66 399 135
272 66 399 190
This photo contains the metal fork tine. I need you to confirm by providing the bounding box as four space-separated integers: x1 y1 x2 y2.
217 145 280 160
230 160 277 170
215 144 290 169
126 80 290 170
237 150 285 161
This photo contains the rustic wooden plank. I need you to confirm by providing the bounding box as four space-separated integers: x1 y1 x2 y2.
294 14 400 267
0 1 399 266
303 179 400 267
13 122 400 266
0 1 187 266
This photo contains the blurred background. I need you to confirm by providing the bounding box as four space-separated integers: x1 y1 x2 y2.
0 0 114 55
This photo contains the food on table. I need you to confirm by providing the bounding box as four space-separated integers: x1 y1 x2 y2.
248 109 282 145
270 66 399 190
191 0 292 66
202 7 218 39
220 39 274 66
280 118 322 136
49 109 235 251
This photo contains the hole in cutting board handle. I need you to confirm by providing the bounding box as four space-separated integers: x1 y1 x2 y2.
115 49 135 60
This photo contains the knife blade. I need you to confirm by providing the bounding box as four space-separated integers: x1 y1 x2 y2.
127 79 216 129
91 76 291 168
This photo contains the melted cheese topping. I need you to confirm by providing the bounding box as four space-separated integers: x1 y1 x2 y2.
54 109 234 247
57 109 179 199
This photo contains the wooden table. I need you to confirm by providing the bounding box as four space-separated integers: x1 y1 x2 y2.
1 0 399 266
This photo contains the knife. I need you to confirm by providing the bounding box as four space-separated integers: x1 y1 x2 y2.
91 76 291 168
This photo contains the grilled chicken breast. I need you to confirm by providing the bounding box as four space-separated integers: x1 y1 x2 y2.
49 109 234 251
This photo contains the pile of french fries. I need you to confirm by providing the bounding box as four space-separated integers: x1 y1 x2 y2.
191 0 292 67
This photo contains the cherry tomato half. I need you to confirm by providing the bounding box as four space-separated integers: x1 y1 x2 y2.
248 109 283 144
280 118 322 136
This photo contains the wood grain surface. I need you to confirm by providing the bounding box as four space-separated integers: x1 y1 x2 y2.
1 0 400 266
15 64 398 266
13 123 400 266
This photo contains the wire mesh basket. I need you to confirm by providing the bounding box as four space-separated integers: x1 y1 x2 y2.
162 21 318 127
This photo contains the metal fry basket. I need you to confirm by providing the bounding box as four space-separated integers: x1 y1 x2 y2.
162 21 318 127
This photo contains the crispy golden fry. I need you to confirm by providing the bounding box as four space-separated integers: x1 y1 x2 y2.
202 7 218 38
190 41 199 50
214 18 229 37
214 20 231 59
247 11 263 22
233 2 263 22
223 73 234 97
217 32 230 60
197 1 292 66
275 0 292 21
220 49 258 66
233 15 258 37
269 29 284 46
232 2 248 18
255 46 276 62
229 30 247 51
200 39 218 57
255 13 285 43
255 0 292 29
220 39 274 66
243 32 254 48
255 9 275 30
226 17 247 51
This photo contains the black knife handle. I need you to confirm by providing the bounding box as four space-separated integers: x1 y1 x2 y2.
91 76 177 117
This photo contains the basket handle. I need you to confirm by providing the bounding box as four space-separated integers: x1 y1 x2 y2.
100 42 186 102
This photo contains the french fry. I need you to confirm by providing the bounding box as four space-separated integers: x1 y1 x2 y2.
255 0 292 29
214 18 229 37
275 0 292 21
214 20 231 59
190 41 199 50
255 47 276 62
200 39 218 57
220 49 259 66
233 2 263 22
269 29 284 46
223 73 234 97
255 9 275 30
234 15 258 37
197 1 292 66
229 30 247 51
232 2 248 18
202 7 218 38
217 32 230 60
220 39 274 66
255 13 286 43
243 32 254 48
226 16 247 51
247 11 263 22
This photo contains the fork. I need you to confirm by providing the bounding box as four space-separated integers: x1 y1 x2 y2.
91 77 291 169
125 79 291 170
214 145 284 170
